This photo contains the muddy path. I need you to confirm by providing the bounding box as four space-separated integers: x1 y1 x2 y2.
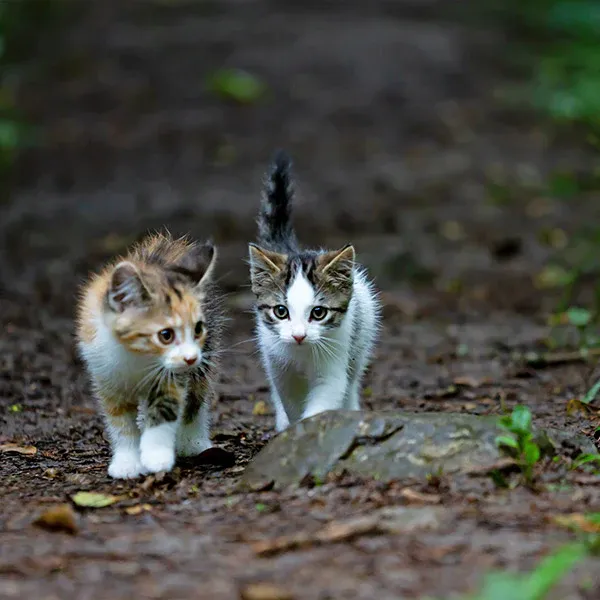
2 2 600 599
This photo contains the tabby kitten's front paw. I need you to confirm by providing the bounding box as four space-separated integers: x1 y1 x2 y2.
108 450 145 479
177 438 212 457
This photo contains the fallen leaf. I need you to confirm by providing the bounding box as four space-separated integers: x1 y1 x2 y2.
453 376 492 388
193 447 236 467
0 443 37 456
253 400 270 416
207 69 266 104
43 468 58 479
34 504 78 534
124 504 152 516
71 492 120 508
240 583 293 600
400 488 442 505
566 398 591 416
252 515 380 557
553 513 600 533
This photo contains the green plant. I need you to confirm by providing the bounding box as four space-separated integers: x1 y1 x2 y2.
494 0 600 131
496 405 541 484
466 543 585 600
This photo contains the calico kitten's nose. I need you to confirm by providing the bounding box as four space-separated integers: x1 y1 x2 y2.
292 334 306 345
184 355 198 365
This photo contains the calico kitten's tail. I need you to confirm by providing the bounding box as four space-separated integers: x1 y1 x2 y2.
257 150 298 252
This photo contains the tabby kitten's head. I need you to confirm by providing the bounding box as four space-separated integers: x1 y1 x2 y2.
249 243 355 346
104 234 218 371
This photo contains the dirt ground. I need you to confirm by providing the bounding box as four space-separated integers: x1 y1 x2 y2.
2 2 600 599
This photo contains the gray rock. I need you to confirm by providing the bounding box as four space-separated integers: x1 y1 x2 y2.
241 411 596 490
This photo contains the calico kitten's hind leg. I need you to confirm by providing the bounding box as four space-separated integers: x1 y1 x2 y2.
176 380 213 457
104 404 145 479
140 380 185 473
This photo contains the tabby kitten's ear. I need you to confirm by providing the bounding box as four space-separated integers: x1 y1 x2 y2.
248 244 287 276
108 262 150 312
172 242 216 288
248 244 287 294
317 244 355 279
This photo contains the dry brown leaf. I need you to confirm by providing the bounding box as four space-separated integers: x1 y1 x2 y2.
0 443 37 456
566 398 590 416
252 516 380 557
124 504 152 516
252 401 270 416
33 504 78 534
240 582 294 600
400 488 442 505
453 376 492 388
552 513 600 533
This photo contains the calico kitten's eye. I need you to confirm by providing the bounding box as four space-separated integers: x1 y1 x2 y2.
273 305 289 320
310 306 328 321
158 328 175 344
194 321 203 337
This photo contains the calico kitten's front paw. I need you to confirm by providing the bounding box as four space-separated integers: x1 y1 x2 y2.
140 446 176 473
108 451 145 479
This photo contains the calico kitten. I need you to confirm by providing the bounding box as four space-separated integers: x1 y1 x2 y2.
76 233 222 479
249 152 380 431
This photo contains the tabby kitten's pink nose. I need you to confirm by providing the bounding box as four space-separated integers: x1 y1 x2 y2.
184 355 198 365
292 334 306 345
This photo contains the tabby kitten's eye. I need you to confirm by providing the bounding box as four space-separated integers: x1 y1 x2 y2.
273 305 289 320
194 321 203 337
158 328 175 345
310 306 328 321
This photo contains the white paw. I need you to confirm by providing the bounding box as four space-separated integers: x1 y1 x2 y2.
177 438 212 457
275 412 290 432
140 446 176 473
108 452 145 479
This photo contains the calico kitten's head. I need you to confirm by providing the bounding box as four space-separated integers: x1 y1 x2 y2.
249 243 354 346
104 234 217 371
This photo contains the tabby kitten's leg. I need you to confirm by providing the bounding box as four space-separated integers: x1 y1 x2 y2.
176 378 213 457
301 368 347 421
140 379 186 473
103 402 145 479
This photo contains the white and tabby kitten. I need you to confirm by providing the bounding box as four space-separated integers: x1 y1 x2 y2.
249 152 381 431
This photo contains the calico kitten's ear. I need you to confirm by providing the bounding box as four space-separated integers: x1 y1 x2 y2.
248 244 287 276
172 242 216 287
108 262 150 312
317 244 355 279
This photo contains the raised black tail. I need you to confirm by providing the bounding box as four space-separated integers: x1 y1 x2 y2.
257 150 298 252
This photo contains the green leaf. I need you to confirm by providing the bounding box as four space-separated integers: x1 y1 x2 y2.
496 435 519 450
511 405 532 434
573 453 600 468
565 306 592 327
71 492 120 508
522 543 587 600
583 378 600 404
207 69 266 104
523 442 541 467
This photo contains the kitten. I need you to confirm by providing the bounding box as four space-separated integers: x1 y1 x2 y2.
76 233 223 479
248 152 381 431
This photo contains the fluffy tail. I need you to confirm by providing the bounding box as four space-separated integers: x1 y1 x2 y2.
257 150 298 252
